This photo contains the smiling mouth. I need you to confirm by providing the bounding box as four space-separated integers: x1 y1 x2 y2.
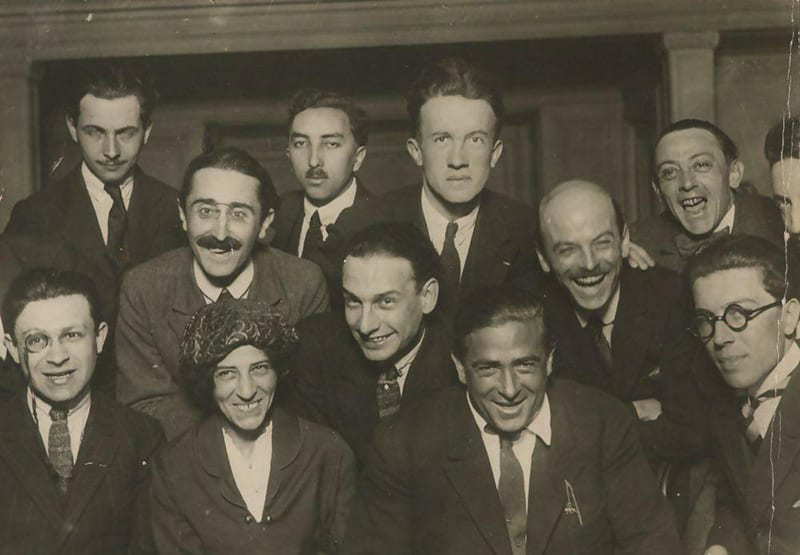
573 274 605 288
234 399 264 413
680 197 707 212
361 332 394 346
44 369 77 385
447 175 471 181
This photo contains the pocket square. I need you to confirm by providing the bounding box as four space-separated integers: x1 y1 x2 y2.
792 499 800 509
501 260 511 267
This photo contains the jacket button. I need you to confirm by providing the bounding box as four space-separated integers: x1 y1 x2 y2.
244 515 253 524
265 515 272 523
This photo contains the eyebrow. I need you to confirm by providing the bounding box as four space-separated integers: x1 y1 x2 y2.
190 198 255 210
80 124 139 133
341 287 401 301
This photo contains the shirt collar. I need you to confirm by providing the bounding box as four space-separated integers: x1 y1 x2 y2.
81 161 134 193
303 176 358 227
575 282 621 328
752 341 800 398
27 386 91 418
466 390 552 446
420 183 480 232
393 329 426 378
714 202 735 234
192 258 255 302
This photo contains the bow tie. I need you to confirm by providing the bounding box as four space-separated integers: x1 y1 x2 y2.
674 227 730 258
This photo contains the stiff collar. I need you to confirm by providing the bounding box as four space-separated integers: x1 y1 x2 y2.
575 282 621 328
27 386 91 420
81 161 134 194
420 183 479 236
751 341 800 398
466 390 551 446
302 176 357 227
192 259 255 303
393 329 426 378
714 202 736 234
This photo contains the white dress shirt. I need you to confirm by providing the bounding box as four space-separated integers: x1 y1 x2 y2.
28 388 92 460
467 392 552 509
743 342 800 440
222 423 273 522
82 162 134 245
714 203 735 234
420 185 479 279
297 177 358 256
393 330 425 395
193 259 255 304
0 315 6 360
575 284 621 346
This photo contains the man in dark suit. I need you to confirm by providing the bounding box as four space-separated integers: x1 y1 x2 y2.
0 268 163 554
116 147 329 440
631 119 783 274
764 116 800 257
284 222 458 464
689 235 800 555
536 179 703 462
345 286 680 554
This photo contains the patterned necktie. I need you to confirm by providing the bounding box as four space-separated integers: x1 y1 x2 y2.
674 227 730 258
586 313 613 372
741 389 784 451
439 221 461 301
48 408 73 494
104 183 128 267
498 434 527 554
376 365 402 419
217 288 235 303
302 210 324 258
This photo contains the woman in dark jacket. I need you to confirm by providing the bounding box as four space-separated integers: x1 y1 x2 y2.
150 299 355 554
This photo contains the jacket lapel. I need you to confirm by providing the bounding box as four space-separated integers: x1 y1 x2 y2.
443 394 510 555
262 408 302 515
460 196 509 297
609 268 653 398
125 167 159 263
710 394 753 507
402 319 454 401
166 252 206 344
248 249 286 309
198 415 249 512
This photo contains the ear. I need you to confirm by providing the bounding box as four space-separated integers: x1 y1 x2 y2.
489 139 504 168
419 277 439 315
258 208 276 240
451 353 468 385
352 145 367 173
66 115 78 143
545 350 555 377
4 333 19 365
406 137 424 167
95 322 109 354
178 199 188 233
782 298 800 337
728 159 744 190
536 249 551 274
650 179 662 199
143 123 153 145
620 224 631 258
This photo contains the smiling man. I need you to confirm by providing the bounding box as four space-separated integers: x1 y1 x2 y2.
688 235 800 555
116 147 328 439
283 222 458 464
631 119 782 273
345 285 680 554
0 268 163 554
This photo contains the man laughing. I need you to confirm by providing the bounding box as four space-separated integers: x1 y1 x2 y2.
116 147 329 439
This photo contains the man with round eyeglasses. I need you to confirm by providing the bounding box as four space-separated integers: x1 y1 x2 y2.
687 234 800 555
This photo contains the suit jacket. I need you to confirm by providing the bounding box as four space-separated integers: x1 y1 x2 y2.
283 311 458 464
344 381 681 555
704 364 800 555
0 392 164 555
630 190 783 274
545 265 705 461
151 408 355 555
116 245 329 440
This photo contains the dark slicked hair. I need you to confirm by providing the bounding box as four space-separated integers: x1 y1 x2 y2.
65 61 158 128
179 299 299 414
687 234 800 302
765 116 800 167
453 285 550 361
342 222 441 291
180 146 280 223
406 57 504 138
2 268 103 335
655 119 739 171
288 88 369 147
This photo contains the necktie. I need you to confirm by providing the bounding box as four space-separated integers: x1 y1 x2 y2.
498 434 527 554
439 221 461 302
104 183 128 267
741 389 784 451
376 365 402 419
586 313 613 372
217 288 235 302
48 408 73 494
302 210 324 258
674 227 730 258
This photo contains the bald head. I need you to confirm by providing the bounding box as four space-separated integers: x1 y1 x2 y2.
536 180 628 312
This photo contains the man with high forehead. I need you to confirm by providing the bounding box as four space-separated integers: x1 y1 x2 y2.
537 180 703 461
688 235 800 555
345 286 680 554
631 119 782 273
284 222 457 464
0 268 163 553
116 147 328 440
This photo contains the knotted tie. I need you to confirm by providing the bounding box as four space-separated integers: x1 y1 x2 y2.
586 313 613 373
439 221 461 302
48 408 73 494
674 227 730 258
498 434 527 554
741 389 784 452
104 183 128 267
216 288 235 302
302 210 324 258
376 365 402 419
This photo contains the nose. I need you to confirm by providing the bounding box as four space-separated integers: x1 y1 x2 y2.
45 339 70 366
212 210 229 240
581 247 598 270
711 318 736 348
357 305 380 336
102 133 120 160
678 168 697 191
498 368 520 400
236 372 257 400
447 142 468 169
309 143 322 168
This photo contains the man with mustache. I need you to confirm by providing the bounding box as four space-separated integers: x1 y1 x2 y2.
537 180 704 464
630 119 782 274
116 147 329 439
4 62 184 392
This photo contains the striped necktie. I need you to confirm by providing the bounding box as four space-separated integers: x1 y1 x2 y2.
48 408 73 494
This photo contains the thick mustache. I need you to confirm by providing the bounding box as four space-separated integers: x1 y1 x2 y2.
197 236 242 251
306 168 328 179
